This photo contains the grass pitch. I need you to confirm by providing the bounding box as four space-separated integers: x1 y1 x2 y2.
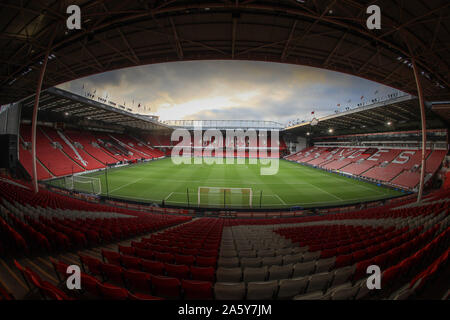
51 158 404 209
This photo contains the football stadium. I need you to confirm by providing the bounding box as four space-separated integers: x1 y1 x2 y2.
0 0 449 307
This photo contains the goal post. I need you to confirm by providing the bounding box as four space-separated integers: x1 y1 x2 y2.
64 176 102 195
198 186 252 208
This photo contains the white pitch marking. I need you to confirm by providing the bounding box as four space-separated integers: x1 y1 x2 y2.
109 178 144 193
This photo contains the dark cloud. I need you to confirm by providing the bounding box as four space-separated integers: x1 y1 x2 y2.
58 60 399 124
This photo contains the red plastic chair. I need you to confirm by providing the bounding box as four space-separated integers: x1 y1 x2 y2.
175 254 196 266
121 255 142 270
101 250 121 266
128 292 164 300
196 256 216 267
100 263 124 284
165 263 190 279
335 254 353 268
182 280 213 300
118 245 136 256
79 254 103 276
49 258 70 283
98 283 129 300
151 275 181 299
135 248 154 260
124 270 151 293
190 266 215 282
182 248 199 256
81 273 101 296
30 275 63 300
154 252 175 263
142 260 165 275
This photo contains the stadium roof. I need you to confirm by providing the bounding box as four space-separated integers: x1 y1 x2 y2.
285 93 448 136
19 87 170 131
1 0 449 107
163 119 284 130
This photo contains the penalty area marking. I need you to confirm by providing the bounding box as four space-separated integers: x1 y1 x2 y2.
109 177 145 193
273 194 287 205
164 192 174 201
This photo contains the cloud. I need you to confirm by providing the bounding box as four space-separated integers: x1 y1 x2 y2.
58 60 397 124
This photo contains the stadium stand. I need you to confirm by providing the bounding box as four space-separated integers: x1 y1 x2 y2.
64 130 121 166
16 125 173 179
20 125 85 177
286 146 446 190
1 176 448 300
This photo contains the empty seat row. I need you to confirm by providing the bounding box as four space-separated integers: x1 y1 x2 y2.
216 263 352 285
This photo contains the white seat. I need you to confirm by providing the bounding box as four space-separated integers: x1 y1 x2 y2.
247 281 278 300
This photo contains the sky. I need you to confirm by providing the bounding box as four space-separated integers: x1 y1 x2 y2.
57 60 399 125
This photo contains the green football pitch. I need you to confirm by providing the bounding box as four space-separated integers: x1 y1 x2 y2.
50 158 404 209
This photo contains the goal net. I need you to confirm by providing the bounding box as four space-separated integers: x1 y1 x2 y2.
198 187 252 208
64 176 102 195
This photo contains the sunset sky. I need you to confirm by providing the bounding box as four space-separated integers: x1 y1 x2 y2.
58 60 399 125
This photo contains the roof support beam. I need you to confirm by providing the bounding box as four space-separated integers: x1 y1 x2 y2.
169 17 184 59
281 20 298 61
323 32 347 67
118 28 140 64
231 16 238 59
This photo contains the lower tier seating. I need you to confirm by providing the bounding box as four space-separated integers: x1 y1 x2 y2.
3 184 448 300
286 146 446 190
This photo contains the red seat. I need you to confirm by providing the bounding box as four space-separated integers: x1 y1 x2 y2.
141 260 165 275
98 283 129 300
190 266 215 282
128 292 164 300
135 248 154 260
198 249 217 257
354 259 373 281
131 241 148 250
182 248 199 256
124 270 151 293
30 275 71 300
182 280 213 300
381 265 401 287
352 250 366 263
196 256 216 267
151 275 181 299
121 255 141 270
154 252 175 263
118 245 135 256
175 254 196 266
100 263 124 284
81 273 101 296
49 258 70 283
335 254 353 268
165 263 190 279
101 250 121 266
79 254 102 276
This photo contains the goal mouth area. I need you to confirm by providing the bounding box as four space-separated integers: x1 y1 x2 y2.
197 186 253 208
64 176 102 195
